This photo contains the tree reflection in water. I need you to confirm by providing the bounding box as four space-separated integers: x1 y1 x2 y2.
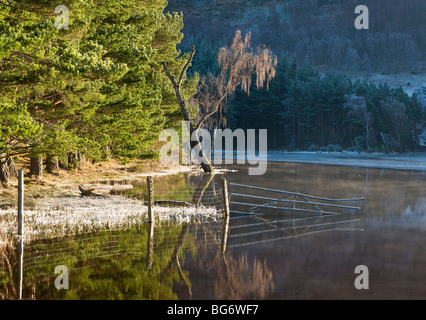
217 252 274 300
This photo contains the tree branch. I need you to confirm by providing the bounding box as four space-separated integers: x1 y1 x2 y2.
0 0 14 7
162 62 177 88
163 61 193 124
194 71 255 130
178 45 196 89
195 91 230 130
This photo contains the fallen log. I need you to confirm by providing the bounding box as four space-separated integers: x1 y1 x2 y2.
78 185 108 198
142 200 192 207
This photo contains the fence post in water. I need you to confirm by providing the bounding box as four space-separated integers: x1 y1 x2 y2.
146 176 155 269
146 220 154 270
221 178 230 253
147 176 154 223
17 169 24 300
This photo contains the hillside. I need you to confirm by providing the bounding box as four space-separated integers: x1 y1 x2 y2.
165 0 426 152
166 0 426 75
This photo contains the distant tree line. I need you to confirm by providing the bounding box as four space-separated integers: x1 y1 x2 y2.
227 58 425 152
181 41 425 152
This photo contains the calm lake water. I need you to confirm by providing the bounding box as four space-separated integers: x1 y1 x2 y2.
1 162 425 300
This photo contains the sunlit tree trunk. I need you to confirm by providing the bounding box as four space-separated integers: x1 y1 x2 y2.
0 157 10 188
163 31 277 174
45 156 59 173
30 156 43 177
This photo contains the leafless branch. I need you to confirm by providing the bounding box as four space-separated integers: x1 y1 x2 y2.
178 45 196 89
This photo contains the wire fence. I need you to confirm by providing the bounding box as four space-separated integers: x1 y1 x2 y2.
225 181 365 248
0 174 366 299
0 220 225 300
0 172 227 299
0 174 225 244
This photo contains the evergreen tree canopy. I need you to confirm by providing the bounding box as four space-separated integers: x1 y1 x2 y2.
0 0 195 167
228 57 424 152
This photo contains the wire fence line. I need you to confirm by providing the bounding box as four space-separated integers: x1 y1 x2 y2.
227 181 365 216
0 174 226 244
0 220 226 300
11 222 224 275
0 173 228 299
1 175 366 299
225 181 365 248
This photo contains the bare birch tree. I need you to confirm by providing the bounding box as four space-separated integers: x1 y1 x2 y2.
345 94 374 150
163 30 277 173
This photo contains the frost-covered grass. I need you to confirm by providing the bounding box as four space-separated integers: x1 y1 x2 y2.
0 196 221 243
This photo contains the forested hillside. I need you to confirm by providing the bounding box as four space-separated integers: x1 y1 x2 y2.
167 0 426 152
167 0 426 74
228 59 424 151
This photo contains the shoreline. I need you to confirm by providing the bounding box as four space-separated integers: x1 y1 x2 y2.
225 150 426 172
265 151 426 172
0 159 201 194
2 150 426 194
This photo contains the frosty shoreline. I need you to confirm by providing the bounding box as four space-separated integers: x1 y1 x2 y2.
267 151 426 171
0 196 220 243
229 151 426 172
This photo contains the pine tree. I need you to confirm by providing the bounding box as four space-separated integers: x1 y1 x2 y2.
1 0 194 179
0 102 42 185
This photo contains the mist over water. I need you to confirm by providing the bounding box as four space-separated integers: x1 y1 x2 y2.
185 162 426 299
2 162 425 300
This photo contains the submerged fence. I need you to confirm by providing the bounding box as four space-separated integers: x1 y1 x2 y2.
0 172 226 300
227 182 365 216
0 173 224 243
1 174 366 299
224 181 365 249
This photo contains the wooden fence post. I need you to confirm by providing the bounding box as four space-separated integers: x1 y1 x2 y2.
147 176 154 223
18 170 24 235
146 176 155 269
146 220 154 270
221 178 230 253
17 169 24 300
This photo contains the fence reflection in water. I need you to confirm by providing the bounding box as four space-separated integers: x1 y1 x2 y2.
0 177 366 300
226 181 365 248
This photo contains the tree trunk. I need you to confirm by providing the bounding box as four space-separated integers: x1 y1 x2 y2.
163 57 214 174
67 152 74 169
46 156 59 173
366 124 370 150
381 132 390 154
76 150 83 170
30 157 43 177
0 158 10 188
102 145 111 160
0 157 18 187
66 151 84 170
190 130 214 173
59 159 68 170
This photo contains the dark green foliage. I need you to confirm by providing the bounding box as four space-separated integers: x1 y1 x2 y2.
228 58 424 152
0 0 196 168
0 103 42 156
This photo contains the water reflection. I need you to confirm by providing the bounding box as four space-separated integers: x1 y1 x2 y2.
218 162 426 299
0 223 203 300
1 162 425 299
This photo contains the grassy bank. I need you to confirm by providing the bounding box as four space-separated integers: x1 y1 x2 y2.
0 158 199 193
